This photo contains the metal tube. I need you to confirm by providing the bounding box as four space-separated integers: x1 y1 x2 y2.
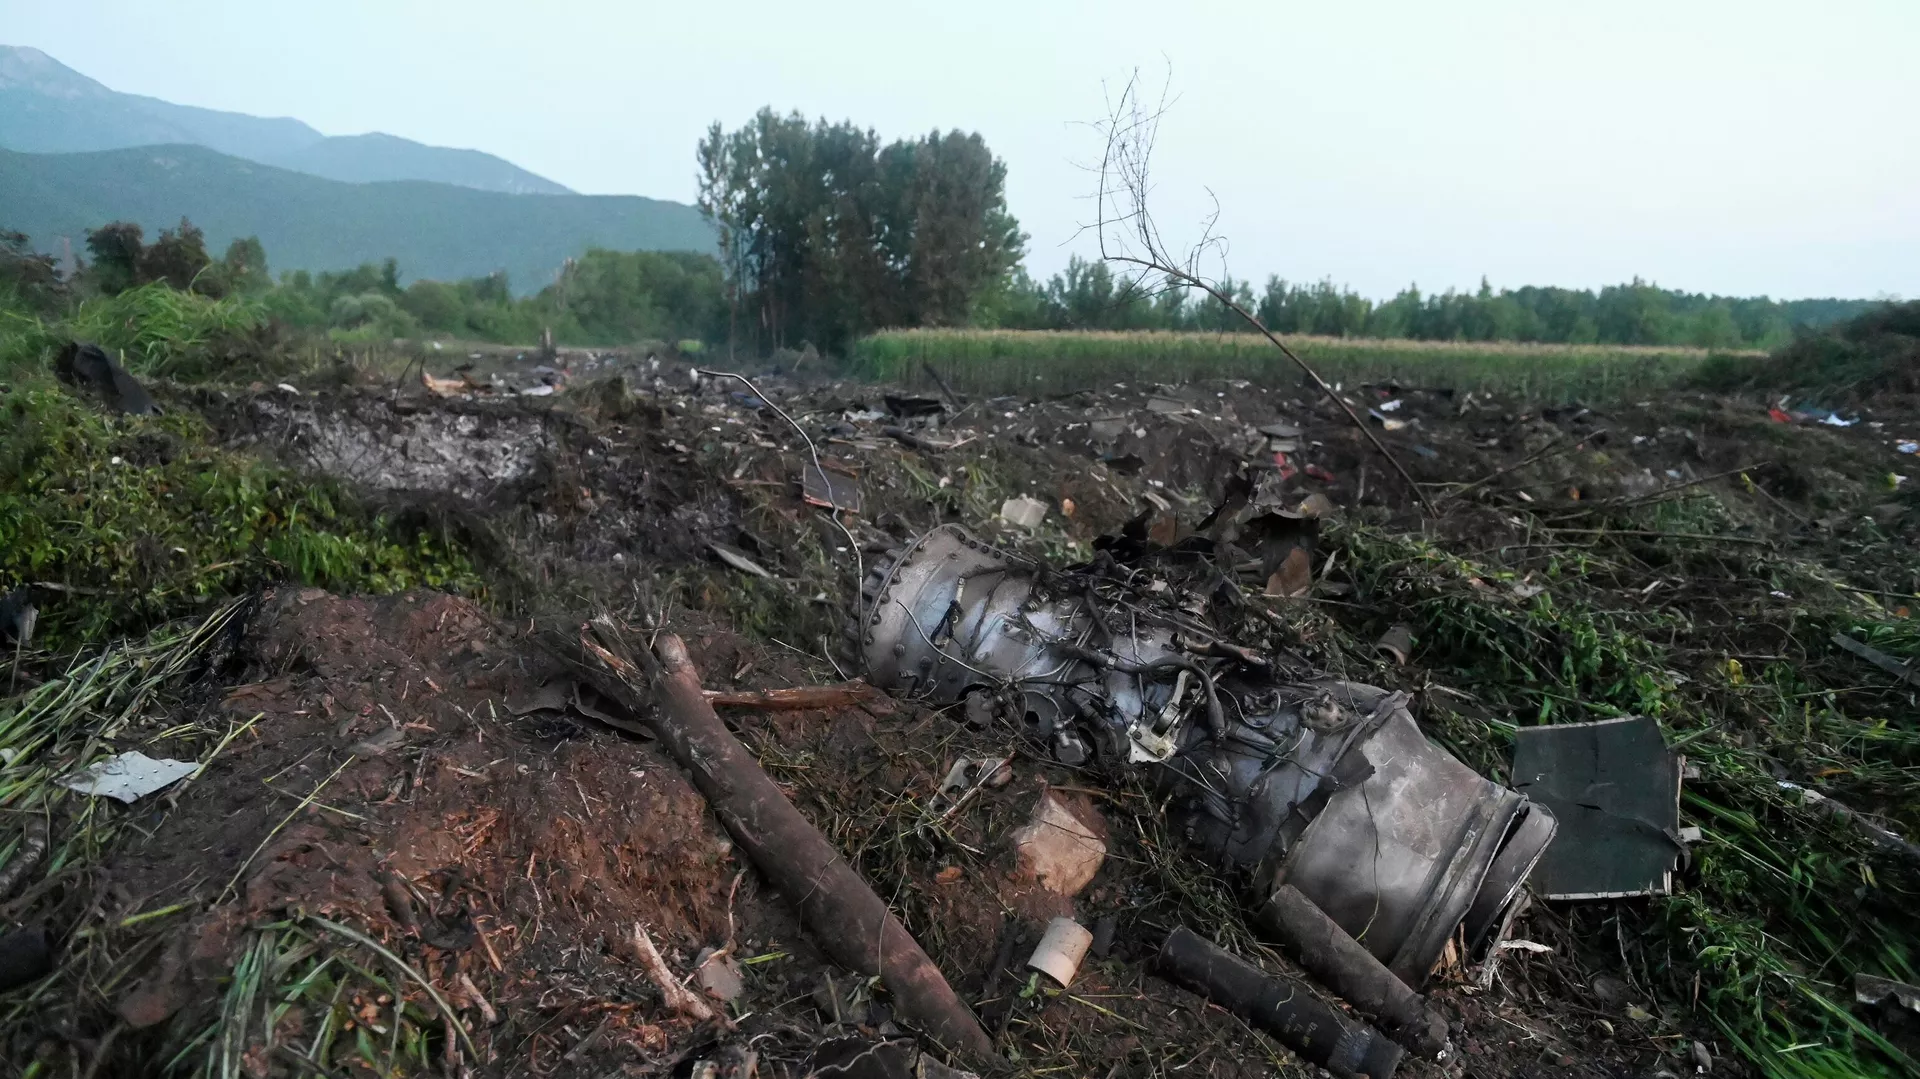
1157 927 1404 1079
1259 884 1447 1057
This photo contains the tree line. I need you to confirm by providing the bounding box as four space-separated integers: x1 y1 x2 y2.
0 217 726 347
977 256 1884 350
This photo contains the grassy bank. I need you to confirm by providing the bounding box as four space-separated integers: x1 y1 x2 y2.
1 286 480 651
848 328 1750 400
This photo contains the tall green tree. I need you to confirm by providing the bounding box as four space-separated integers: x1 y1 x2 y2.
697 109 1025 353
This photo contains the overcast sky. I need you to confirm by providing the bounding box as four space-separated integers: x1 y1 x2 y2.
8 0 1916 299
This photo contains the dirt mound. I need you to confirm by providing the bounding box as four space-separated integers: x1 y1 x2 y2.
100 589 820 1074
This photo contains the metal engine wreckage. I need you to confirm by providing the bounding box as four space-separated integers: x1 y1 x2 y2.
857 490 1559 1074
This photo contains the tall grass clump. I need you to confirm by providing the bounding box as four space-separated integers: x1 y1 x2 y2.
1 282 283 385
849 328 1739 402
65 282 276 381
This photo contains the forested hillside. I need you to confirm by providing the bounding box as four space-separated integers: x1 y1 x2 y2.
0 145 712 294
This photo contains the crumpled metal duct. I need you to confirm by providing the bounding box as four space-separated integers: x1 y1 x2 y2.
861 524 1556 987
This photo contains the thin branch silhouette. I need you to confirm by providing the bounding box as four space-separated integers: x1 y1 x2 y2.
1085 69 1437 517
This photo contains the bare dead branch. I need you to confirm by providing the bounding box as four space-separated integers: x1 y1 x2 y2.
1086 69 1438 517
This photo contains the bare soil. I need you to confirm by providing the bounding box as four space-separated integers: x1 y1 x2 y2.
16 353 1920 1077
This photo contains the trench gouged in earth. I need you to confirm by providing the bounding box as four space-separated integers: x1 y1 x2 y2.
650 634 995 1058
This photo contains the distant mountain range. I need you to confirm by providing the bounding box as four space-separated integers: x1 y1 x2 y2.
0 144 713 292
0 44 716 290
0 44 571 194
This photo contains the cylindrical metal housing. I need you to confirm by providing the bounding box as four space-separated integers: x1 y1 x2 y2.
862 525 1556 990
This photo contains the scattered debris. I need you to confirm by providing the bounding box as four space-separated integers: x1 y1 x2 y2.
882 425 946 452
420 370 467 396
578 628 994 1055
54 341 158 415
1264 546 1313 598
1010 790 1107 897
1512 716 1682 899
632 923 718 1023
59 752 198 803
0 819 49 902
704 681 884 711
801 464 864 514
926 756 1011 821
0 927 53 994
696 947 746 1002
1258 883 1447 1056
1855 973 1920 1015
1374 624 1414 666
710 543 776 579
997 495 1048 529
1831 632 1920 687
2 587 33 693
1369 408 1408 432
1026 917 1092 987
1776 781 1920 869
883 394 946 423
0 588 34 644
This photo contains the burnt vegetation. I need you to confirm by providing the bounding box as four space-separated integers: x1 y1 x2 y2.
0 110 1918 1079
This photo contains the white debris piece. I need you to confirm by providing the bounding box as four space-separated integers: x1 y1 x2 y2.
1011 790 1107 896
695 948 745 1002
61 752 198 803
999 496 1048 529
710 543 775 579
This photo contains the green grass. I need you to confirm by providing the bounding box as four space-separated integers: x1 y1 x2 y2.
848 327 1745 401
0 374 479 650
1328 511 1920 1079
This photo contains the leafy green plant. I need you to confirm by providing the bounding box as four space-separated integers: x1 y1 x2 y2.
0 377 477 649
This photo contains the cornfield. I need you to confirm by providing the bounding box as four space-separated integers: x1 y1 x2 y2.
847 328 1753 401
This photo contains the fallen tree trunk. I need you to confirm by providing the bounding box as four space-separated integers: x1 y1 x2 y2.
585 627 993 1058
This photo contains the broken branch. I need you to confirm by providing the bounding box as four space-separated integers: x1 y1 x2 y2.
703 682 881 710
1089 70 1436 517
631 923 718 1024
584 626 993 1057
